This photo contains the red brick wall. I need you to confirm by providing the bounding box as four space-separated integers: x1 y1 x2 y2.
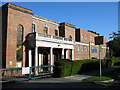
80 29 98 44
6 5 32 68
32 15 59 36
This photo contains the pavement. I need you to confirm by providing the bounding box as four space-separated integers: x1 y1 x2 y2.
64 67 115 81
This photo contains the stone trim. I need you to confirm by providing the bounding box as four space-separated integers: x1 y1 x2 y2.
8 5 33 15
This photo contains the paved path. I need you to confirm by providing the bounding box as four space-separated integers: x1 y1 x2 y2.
64 67 115 81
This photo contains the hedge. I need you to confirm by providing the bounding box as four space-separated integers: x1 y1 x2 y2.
106 58 120 67
53 58 120 77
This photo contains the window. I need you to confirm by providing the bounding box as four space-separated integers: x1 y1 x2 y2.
93 37 94 41
78 45 79 51
43 27 48 35
82 33 83 38
32 23 35 32
82 46 84 52
90 36 92 40
55 29 58 36
85 46 88 52
16 25 23 61
92 47 97 53
85 34 87 39
69 36 72 41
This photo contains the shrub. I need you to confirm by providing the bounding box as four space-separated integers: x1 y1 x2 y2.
53 58 120 78
53 59 72 77
71 60 83 74
79 59 99 73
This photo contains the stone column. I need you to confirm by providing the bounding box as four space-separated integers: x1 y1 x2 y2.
72 49 74 60
62 48 64 59
35 46 38 76
29 50 32 67
50 47 53 72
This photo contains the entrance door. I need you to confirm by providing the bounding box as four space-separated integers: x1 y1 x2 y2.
43 52 48 71
54 52 59 63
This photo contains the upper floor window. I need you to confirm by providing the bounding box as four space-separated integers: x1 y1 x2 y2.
93 37 94 41
82 46 84 52
55 29 58 36
82 33 84 38
69 36 72 41
92 47 97 53
85 34 87 39
78 45 79 51
43 27 48 35
90 36 92 40
32 23 35 33
16 25 23 61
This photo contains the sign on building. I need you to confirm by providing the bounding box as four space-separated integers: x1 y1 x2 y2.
22 67 30 75
95 36 104 45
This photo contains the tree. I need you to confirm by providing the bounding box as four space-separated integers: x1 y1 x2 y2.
87 30 99 35
107 31 120 57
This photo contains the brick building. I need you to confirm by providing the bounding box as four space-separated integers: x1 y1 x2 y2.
1 3 109 69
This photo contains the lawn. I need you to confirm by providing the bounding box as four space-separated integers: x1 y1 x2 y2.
81 76 112 82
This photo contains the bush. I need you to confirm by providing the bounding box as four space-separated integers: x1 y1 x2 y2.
79 59 100 73
71 60 83 74
53 58 120 78
53 59 73 77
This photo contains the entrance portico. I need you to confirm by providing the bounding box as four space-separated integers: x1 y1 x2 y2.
27 32 75 73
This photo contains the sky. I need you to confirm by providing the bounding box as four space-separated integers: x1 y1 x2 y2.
1 2 118 42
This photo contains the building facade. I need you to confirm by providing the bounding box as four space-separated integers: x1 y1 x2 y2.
1 3 109 69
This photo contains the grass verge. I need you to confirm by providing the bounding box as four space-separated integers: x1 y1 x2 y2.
81 76 112 82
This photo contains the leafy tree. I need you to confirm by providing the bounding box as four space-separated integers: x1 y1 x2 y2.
87 30 99 35
107 31 120 57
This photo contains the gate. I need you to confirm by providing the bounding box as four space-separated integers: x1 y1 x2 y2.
0 65 55 82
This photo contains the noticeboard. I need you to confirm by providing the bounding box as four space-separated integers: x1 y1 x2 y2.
95 36 104 45
22 67 30 75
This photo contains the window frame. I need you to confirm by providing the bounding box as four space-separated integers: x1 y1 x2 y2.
55 29 58 36
85 34 87 39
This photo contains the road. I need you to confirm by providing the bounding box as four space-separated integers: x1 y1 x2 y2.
2 77 120 89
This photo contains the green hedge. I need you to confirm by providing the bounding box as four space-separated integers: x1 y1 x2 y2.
106 58 120 67
53 58 120 77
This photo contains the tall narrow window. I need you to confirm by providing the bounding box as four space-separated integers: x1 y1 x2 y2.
16 25 23 61
93 37 94 41
69 36 72 41
82 46 84 52
55 29 58 36
43 27 48 35
90 36 92 40
32 23 35 32
85 34 87 39
82 33 83 38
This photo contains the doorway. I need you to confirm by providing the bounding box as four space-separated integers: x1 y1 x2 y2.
43 51 48 71
54 52 59 63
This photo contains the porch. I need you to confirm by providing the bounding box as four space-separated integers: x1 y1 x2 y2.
25 32 75 74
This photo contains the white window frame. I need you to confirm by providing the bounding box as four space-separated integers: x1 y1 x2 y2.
85 34 87 39
90 36 92 40
32 22 36 33
82 46 84 52
82 33 84 38
93 37 94 41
